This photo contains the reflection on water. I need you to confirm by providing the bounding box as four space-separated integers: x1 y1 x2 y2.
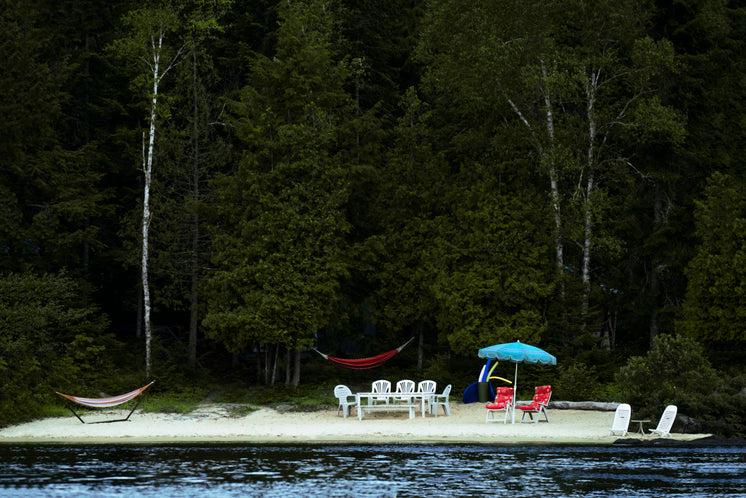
0 443 744 497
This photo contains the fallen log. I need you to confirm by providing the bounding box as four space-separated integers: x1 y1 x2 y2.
548 401 620 411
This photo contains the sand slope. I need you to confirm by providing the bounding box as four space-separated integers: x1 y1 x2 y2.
0 402 710 445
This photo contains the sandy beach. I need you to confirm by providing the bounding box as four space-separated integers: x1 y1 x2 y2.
0 401 711 445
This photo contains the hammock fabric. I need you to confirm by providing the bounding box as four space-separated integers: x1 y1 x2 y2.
313 337 414 370
55 381 155 424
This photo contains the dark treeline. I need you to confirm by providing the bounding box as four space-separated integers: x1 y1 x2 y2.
1 0 744 431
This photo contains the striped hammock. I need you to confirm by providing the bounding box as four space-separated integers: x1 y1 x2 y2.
312 337 414 370
55 381 155 424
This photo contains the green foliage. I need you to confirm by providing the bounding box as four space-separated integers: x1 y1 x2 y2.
554 363 598 401
0 272 111 426
617 334 719 418
141 391 206 414
204 0 354 359
679 172 746 344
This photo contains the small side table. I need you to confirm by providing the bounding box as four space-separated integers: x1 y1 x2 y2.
630 419 650 435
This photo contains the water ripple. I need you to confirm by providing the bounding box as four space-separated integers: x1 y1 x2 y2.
0 443 744 497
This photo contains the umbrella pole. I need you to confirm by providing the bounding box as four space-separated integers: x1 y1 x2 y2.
512 362 518 424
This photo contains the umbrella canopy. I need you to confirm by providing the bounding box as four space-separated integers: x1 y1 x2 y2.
478 341 556 423
478 342 556 365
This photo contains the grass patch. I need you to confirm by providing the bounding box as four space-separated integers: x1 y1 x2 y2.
141 392 204 414
225 404 260 417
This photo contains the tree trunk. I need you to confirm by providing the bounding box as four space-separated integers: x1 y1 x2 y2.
292 349 301 389
264 347 270 385
417 329 423 370
188 47 200 368
142 31 163 378
285 348 291 386
271 345 279 385
255 342 261 386
649 183 665 348
580 68 600 329
541 61 564 278
506 62 564 277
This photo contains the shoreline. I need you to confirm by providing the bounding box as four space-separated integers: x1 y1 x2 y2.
0 402 713 446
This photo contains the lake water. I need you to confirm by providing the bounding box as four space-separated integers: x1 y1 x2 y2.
0 443 744 497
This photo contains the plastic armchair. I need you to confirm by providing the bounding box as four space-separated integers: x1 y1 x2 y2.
518 385 552 423
608 403 632 436
648 405 677 437
418 380 437 414
432 384 452 417
486 387 514 423
334 385 358 419
394 380 416 404
371 379 391 405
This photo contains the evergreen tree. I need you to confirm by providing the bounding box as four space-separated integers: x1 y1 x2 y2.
205 0 354 387
679 173 746 348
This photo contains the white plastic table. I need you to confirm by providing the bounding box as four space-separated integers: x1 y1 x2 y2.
355 392 430 420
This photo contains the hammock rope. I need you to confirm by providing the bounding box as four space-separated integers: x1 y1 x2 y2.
313 337 414 370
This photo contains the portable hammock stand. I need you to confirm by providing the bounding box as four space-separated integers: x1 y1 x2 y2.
312 337 414 370
55 381 155 424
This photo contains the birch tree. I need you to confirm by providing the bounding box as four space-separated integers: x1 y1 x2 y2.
111 2 186 377
418 0 684 342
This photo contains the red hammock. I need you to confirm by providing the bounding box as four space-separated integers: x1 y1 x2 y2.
313 337 414 370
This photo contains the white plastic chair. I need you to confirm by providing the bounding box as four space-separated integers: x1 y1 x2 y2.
394 379 415 404
649 405 677 437
608 403 632 436
418 380 437 414
431 384 452 417
371 379 391 405
333 385 357 418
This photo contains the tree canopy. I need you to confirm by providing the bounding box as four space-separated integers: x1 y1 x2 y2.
1 0 745 424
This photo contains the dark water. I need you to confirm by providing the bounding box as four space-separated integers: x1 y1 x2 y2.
0 443 744 497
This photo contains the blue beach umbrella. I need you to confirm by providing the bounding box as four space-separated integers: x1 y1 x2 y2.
478 341 556 423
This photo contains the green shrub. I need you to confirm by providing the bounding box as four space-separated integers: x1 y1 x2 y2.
617 334 719 419
554 362 598 401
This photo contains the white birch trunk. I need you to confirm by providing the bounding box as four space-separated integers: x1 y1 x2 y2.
581 68 600 324
505 62 564 275
541 61 564 275
142 30 164 379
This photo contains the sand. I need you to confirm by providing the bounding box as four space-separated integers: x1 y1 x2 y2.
0 402 711 445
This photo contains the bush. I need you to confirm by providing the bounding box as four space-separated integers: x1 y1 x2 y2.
616 334 730 431
0 272 111 426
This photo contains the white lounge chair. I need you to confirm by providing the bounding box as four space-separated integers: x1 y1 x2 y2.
371 379 391 406
418 380 437 414
394 379 416 404
609 403 632 436
334 385 358 418
649 405 677 437
432 384 452 417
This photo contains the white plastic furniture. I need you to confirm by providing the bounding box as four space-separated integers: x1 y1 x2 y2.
417 380 437 414
649 405 677 437
394 380 416 404
356 392 418 419
334 385 358 418
608 403 632 436
371 379 391 406
431 384 452 417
